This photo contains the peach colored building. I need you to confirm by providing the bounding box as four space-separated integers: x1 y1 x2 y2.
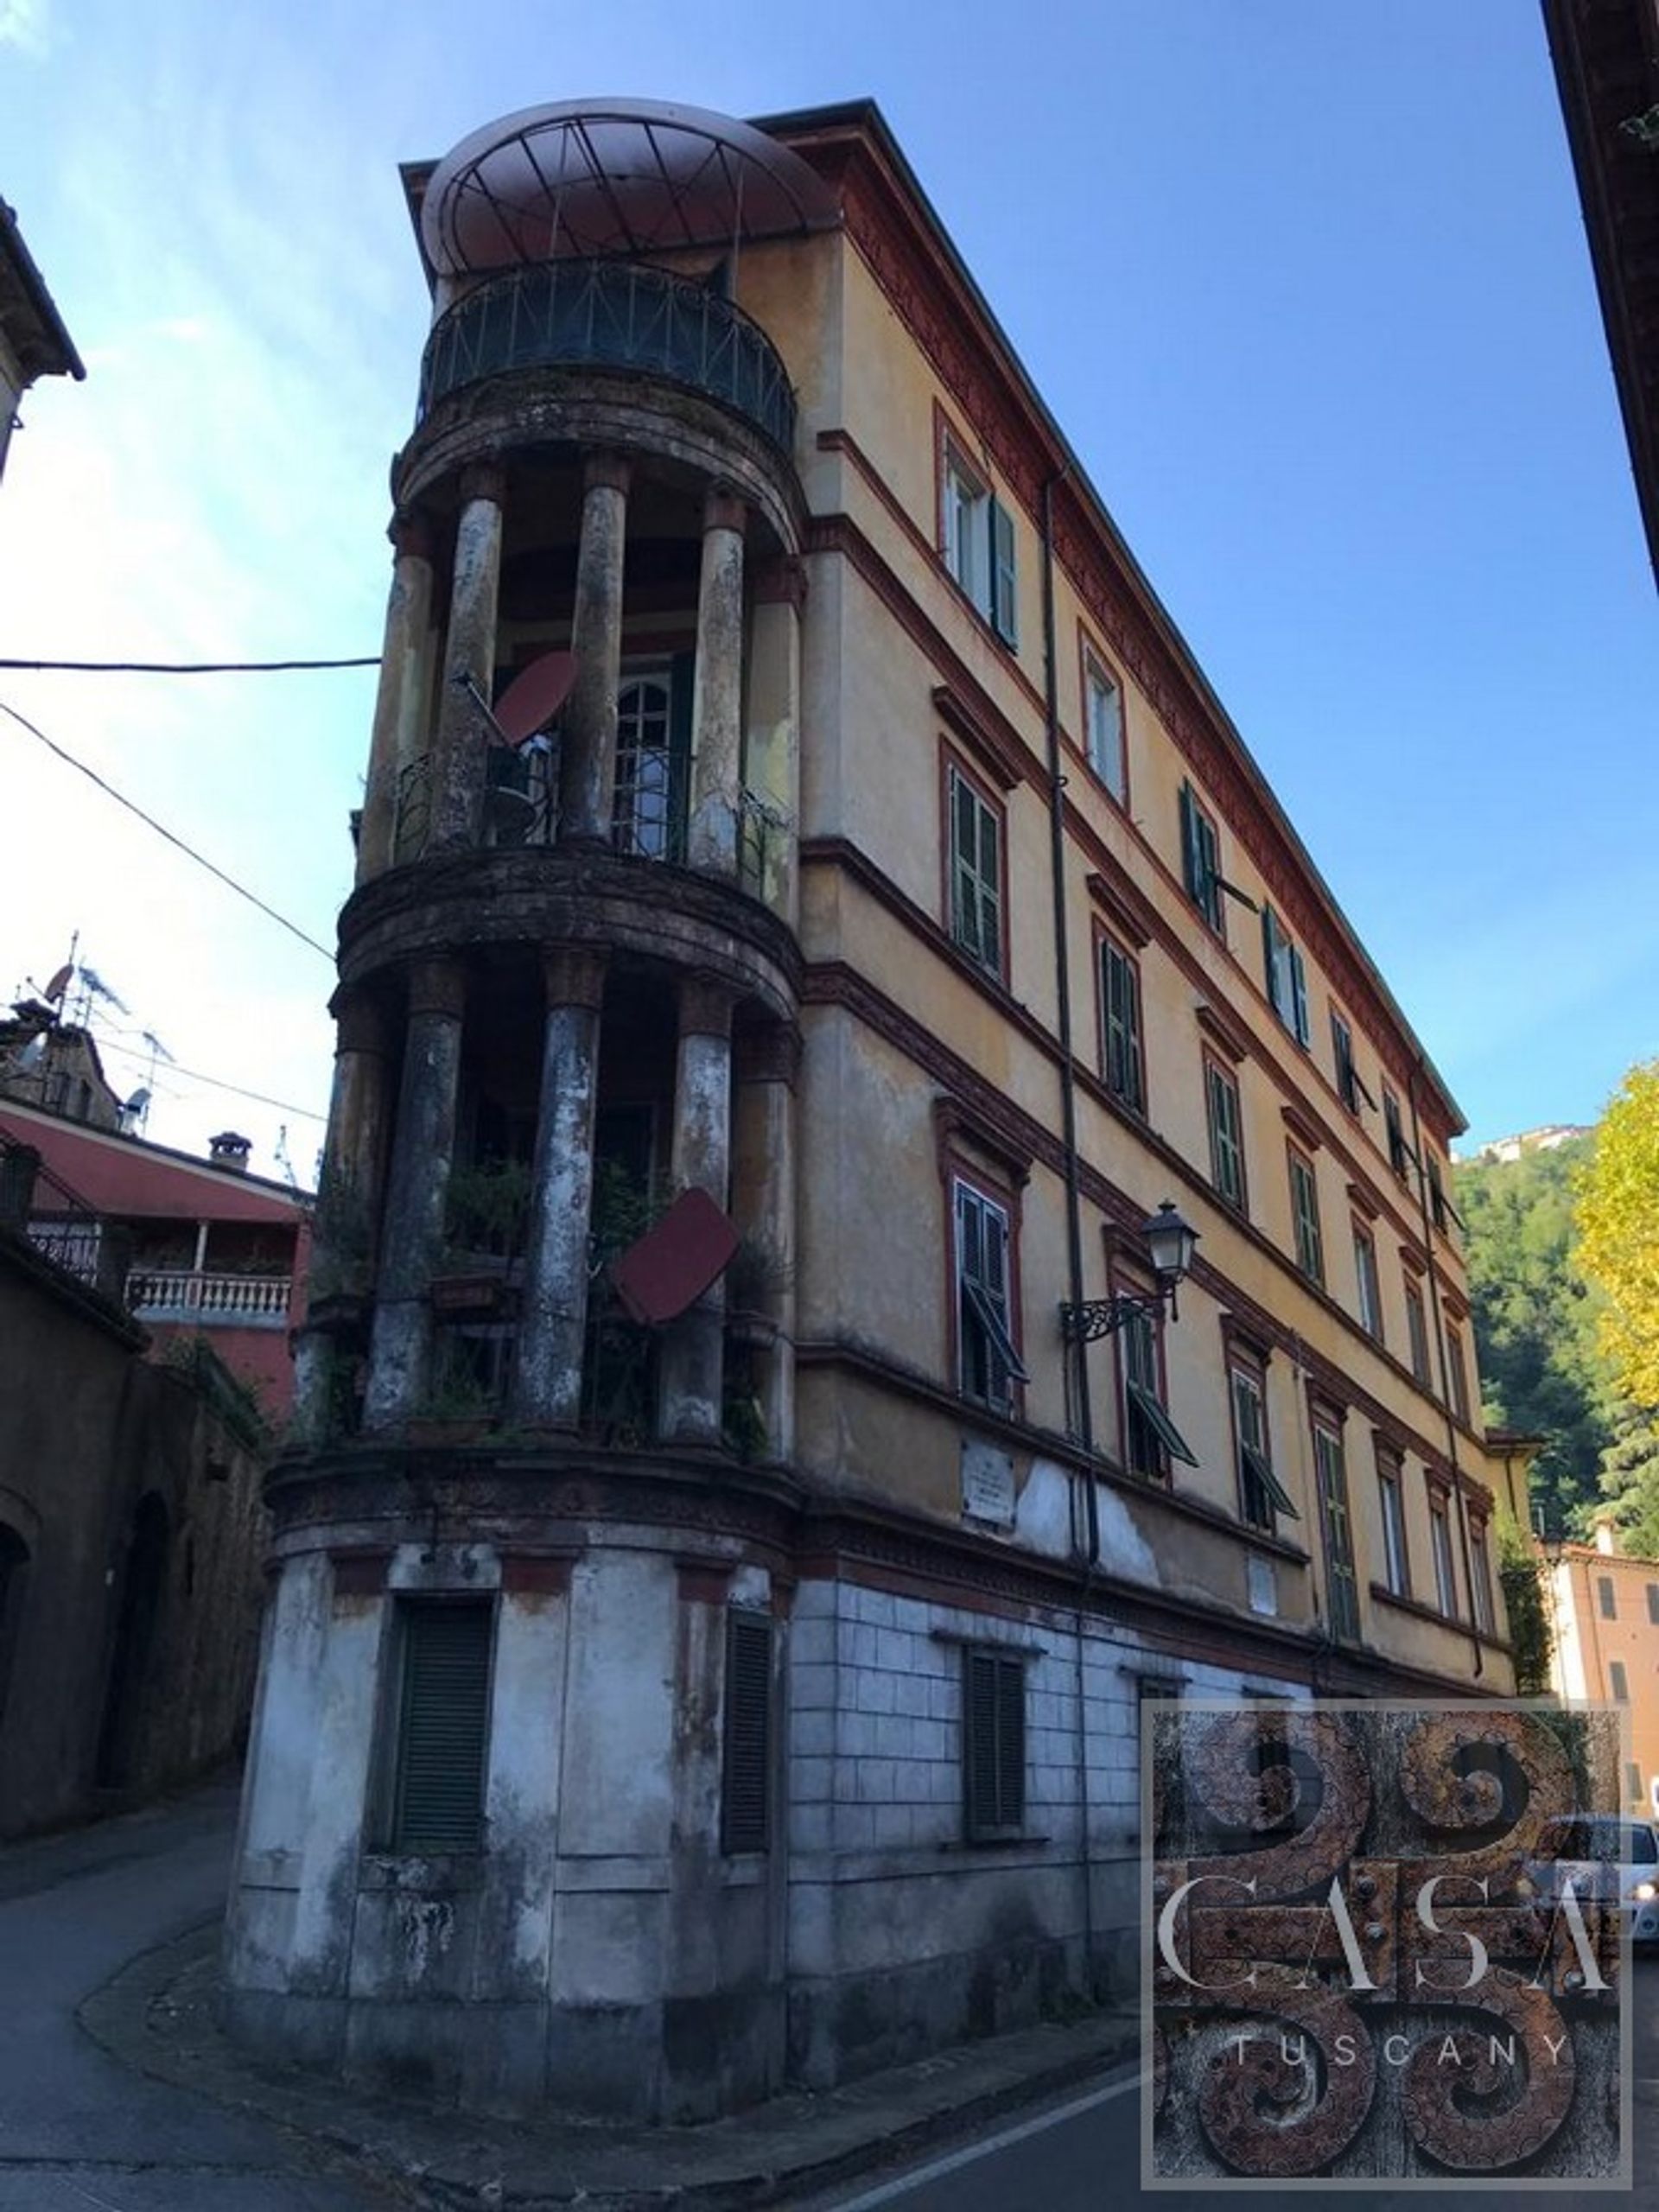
1545 1514 1659 1812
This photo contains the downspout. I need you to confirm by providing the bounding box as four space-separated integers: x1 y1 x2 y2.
1408 1062 1484 1681
1042 468 1100 1992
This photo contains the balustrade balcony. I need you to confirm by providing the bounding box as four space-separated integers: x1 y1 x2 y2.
125 1268 293 1328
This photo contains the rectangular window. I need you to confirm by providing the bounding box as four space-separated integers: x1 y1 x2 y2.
1405 1282 1431 1386
962 1646 1026 1841
942 437 1017 645
1119 1291 1198 1481
1353 1222 1382 1342
1446 1325 1471 1425
1331 1010 1368 1116
1082 648 1127 804
1611 1657 1630 1702
1630 1762 1644 1803
1429 1490 1458 1617
1376 1447 1410 1598
1205 1056 1248 1212
1599 1573 1618 1619
721 1611 773 1854
1383 1087 1412 1180
1470 1517 1495 1635
1232 1363 1296 1532
1288 1147 1324 1285
1262 906 1311 1046
1647 1584 1659 1625
1313 1419 1360 1643
954 1177 1027 1413
946 760 1004 979
1099 934 1145 1113
1179 781 1226 938
1428 1156 1448 1234
385 1599 493 1854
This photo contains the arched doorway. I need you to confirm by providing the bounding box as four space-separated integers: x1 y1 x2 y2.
95 1494 170 1790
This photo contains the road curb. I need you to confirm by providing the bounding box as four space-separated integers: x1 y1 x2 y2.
80 1923 1140 2209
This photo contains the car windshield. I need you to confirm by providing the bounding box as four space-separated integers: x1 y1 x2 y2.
1536 1817 1659 1865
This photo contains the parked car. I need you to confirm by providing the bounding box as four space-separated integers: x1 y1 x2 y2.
1526 1814 1659 1947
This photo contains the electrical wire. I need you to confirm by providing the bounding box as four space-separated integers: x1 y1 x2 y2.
0 696 336 963
92 1033 327 1122
0 656 378 674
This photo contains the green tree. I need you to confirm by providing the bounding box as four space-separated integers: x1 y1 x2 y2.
1456 1136 1614 1533
1592 1406 1659 1559
1577 1059 1659 1410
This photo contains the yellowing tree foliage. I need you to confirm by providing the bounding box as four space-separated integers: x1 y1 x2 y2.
1577 1059 1659 1410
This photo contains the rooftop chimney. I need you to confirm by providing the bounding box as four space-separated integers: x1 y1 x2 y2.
209 1129 251 1173
1592 1513 1618 1556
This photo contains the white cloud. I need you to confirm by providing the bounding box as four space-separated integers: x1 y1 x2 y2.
0 0 48 57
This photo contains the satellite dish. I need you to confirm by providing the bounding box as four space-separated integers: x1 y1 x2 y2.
16 1033 47 1071
493 652 576 746
125 1088 151 1115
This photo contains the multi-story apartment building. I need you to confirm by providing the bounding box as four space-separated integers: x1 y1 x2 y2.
1544 1515 1659 1813
224 98 1522 2121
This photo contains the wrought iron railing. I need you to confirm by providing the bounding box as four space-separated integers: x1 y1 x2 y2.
417 258 797 453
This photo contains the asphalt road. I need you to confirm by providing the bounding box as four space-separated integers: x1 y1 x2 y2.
0 1778 404 2212
810 1960 1659 2211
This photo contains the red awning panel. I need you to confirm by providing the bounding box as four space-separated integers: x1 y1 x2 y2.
609 1185 739 1325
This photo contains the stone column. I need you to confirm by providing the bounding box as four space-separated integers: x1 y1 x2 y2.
292 991 391 1444
559 452 631 846
355 512 435 880
512 945 608 1430
658 976 735 1447
731 1023 800 1465
744 557 804 924
429 464 506 851
685 487 748 878
363 958 466 1429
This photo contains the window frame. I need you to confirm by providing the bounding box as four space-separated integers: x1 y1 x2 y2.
961 1644 1027 1842
1114 1264 1198 1482
938 420 1018 648
1312 1410 1361 1643
1262 905 1311 1047
1287 1142 1325 1287
950 1169 1027 1416
942 751 1008 984
378 1594 496 1857
1405 1280 1431 1387
1599 1573 1618 1620
721 1608 774 1856
1428 1484 1459 1618
1331 1008 1361 1115
1376 1442 1411 1599
1078 633 1128 806
1383 1086 1414 1181
1469 1516 1496 1638
1230 1357 1294 1533
1352 1219 1382 1343
1611 1656 1630 1703
1205 1051 1249 1215
1096 926 1146 1115
1178 780 1228 940
1445 1322 1472 1427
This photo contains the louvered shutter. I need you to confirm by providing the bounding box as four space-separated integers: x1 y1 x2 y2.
721 1611 772 1854
1289 944 1310 1046
1179 784 1201 906
391 1600 493 1853
963 1648 1025 1839
989 498 1018 645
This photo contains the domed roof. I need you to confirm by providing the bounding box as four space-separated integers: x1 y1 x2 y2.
421 99 841 276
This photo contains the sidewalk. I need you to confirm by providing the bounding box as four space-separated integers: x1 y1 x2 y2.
82 1923 1140 2209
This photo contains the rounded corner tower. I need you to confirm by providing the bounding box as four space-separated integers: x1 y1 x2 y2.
223 99 836 2122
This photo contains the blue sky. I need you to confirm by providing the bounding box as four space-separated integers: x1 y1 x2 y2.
1 0 1653 1176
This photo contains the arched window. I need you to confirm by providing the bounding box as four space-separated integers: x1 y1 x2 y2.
612 671 683 861
0 1525 31 1735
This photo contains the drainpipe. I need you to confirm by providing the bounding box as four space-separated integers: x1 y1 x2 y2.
1042 469 1100 1992
1408 1063 1484 1681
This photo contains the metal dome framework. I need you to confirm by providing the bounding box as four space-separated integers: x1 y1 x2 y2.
422 99 841 276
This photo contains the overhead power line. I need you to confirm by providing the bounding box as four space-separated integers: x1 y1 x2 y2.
0 696 335 963
93 1032 327 1122
0 656 378 674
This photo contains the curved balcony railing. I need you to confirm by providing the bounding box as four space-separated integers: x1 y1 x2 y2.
417 258 797 453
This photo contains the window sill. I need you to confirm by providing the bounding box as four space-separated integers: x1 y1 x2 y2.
944 1834 1052 1853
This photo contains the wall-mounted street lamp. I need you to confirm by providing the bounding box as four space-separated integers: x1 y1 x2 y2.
1058 1200 1200 1343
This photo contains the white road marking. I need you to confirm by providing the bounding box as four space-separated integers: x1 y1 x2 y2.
823 2065 1143 2209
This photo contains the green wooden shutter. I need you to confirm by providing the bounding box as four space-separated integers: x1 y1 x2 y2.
1179 784 1201 905
963 1649 1026 1838
1103 940 1141 1108
721 1611 772 1854
391 1600 493 1853
1289 944 1310 1046
989 498 1018 646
